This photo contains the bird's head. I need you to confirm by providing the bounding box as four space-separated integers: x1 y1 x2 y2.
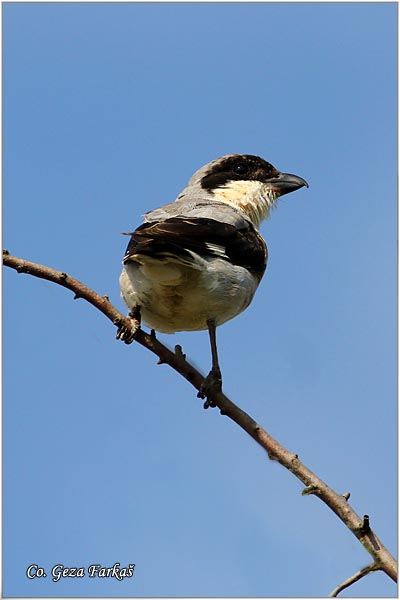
186 154 308 227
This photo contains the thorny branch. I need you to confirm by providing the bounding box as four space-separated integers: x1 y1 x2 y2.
3 250 397 594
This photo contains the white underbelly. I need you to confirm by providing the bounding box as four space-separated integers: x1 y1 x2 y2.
119 255 259 333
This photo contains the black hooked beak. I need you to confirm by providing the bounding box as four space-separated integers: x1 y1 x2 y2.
269 172 309 196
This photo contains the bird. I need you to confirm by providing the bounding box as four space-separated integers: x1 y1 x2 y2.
117 154 308 406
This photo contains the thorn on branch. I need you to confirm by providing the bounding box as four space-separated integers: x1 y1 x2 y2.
360 515 370 534
3 249 10 256
302 485 320 496
103 295 110 302
174 344 186 366
342 492 351 501
60 272 68 280
175 344 185 357
267 451 278 461
359 515 379 550
150 329 157 339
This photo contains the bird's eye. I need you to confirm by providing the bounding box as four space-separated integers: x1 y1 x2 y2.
232 162 249 175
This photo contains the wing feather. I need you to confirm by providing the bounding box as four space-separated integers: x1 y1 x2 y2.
123 217 267 279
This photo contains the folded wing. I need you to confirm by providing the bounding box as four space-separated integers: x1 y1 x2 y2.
123 217 267 280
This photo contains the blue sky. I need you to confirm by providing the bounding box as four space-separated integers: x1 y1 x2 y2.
3 2 397 598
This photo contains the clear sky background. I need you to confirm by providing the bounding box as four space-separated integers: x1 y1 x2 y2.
3 2 397 598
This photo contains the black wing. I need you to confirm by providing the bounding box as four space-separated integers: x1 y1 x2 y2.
123 217 267 279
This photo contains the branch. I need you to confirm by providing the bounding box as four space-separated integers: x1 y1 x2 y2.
3 250 397 588
329 562 380 597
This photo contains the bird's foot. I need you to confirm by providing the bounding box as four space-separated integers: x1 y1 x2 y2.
197 367 222 408
116 307 141 344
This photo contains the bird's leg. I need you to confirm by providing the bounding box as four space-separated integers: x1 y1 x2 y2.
197 318 222 408
116 305 141 344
